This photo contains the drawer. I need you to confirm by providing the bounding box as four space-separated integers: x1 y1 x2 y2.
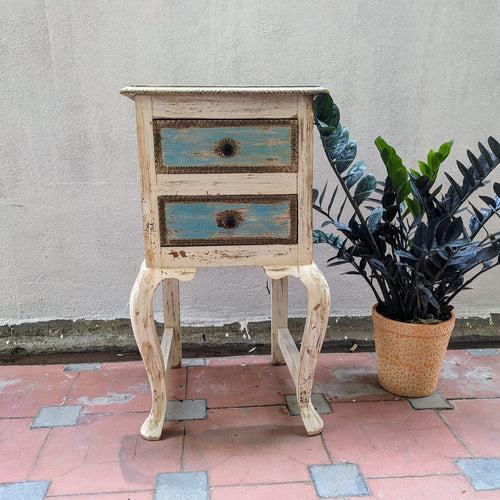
158 195 297 246
153 119 297 174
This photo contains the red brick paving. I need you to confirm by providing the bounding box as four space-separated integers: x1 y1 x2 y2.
0 418 49 483
0 364 76 418
65 362 186 414
438 350 500 399
211 482 317 499
322 401 468 478
440 399 500 457
29 413 183 496
367 474 500 499
186 362 295 408
183 406 328 486
0 349 498 498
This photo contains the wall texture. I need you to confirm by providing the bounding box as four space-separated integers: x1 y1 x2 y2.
1 0 499 326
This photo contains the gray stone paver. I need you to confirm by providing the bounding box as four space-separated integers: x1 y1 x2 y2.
309 463 370 497
31 405 82 429
63 362 102 372
155 471 208 500
285 393 332 416
456 458 500 491
466 348 500 356
166 399 207 421
408 393 454 410
0 480 50 500
182 358 206 367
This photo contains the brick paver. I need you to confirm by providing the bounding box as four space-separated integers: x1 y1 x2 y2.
0 350 497 498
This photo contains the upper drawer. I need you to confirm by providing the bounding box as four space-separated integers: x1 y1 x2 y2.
153 119 298 174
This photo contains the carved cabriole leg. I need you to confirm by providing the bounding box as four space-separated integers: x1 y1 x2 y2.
130 261 196 440
162 278 181 368
264 262 330 436
271 277 288 365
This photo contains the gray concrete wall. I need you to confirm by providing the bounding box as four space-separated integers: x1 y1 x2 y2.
1 0 499 326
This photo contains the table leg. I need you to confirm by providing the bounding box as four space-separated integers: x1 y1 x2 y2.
130 261 166 440
264 262 330 435
295 262 330 435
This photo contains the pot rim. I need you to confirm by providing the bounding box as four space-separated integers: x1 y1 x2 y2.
371 304 456 331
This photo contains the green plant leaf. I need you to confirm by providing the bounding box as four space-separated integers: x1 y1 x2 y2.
425 140 453 184
406 197 421 217
313 94 340 131
374 136 409 203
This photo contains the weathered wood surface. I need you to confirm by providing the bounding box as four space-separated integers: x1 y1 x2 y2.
121 85 328 98
154 119 297 174
160 244 298 268
127 88 329 440
158 195 298 247
129 262 166 440
297 95 314 265
134 95 161 267
129 91 316 268
155 172 297 196
162 279 181 368
129 262 196 440
277 327 299 379
271 277 288 365
151 93 298 119
264 263 330 435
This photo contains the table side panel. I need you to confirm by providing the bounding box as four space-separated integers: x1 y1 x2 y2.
134 95 161 267
297 95 314 265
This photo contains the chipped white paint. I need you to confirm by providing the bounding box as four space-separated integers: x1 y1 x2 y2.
128 87 330 439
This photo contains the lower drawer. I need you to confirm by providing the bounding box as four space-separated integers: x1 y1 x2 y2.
158 195 297 247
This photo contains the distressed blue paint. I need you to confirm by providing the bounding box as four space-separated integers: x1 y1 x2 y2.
163 200 292 242
161 125 291 167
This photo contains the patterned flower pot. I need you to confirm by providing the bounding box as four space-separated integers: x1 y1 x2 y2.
372 305 456 397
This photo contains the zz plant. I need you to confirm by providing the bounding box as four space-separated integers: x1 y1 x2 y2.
312 94 500 323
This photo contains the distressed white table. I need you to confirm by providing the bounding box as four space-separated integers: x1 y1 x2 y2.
121 86 331 440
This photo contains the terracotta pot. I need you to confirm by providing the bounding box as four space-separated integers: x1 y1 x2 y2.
372 305 456 397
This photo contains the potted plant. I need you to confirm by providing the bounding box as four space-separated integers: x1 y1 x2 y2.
312 93 499 397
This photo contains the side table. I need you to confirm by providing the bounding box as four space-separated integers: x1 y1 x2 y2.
121 86 331 440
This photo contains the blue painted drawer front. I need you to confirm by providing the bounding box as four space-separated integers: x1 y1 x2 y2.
158 195 298 246
153 119 298 174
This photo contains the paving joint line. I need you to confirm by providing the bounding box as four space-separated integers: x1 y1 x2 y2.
436 411 475 457
46 489 155 498
319 432 334 463
27 427 53 480
364 472 463 480
210 479 312 488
